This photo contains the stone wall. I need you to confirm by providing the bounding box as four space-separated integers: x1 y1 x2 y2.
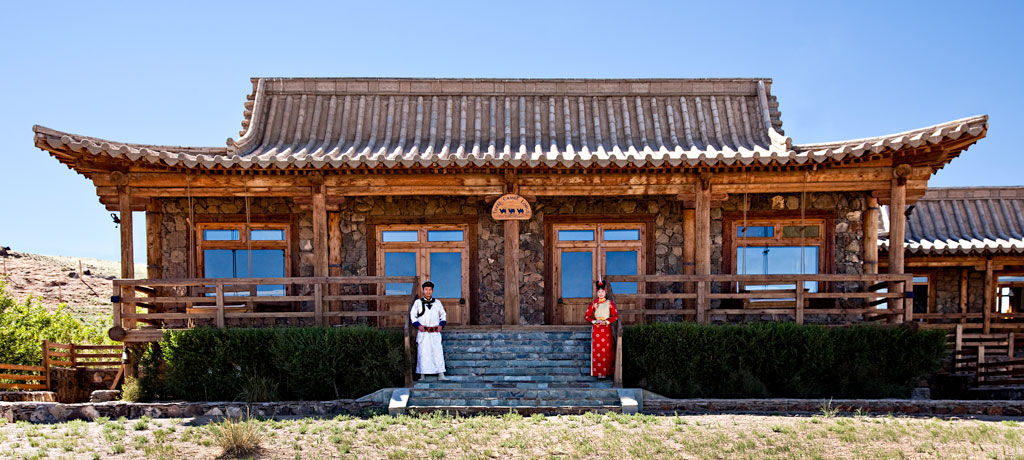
152 191 872 325
925 267 987 315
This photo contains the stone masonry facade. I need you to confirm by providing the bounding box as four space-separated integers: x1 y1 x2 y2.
151 191 876 325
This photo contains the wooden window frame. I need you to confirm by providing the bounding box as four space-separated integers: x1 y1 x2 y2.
911 272 935 315
722 211 834 293
366 215 480 325
544 214 656 325
195 222 292 282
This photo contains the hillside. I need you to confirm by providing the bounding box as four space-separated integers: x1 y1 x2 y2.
0 247 145 321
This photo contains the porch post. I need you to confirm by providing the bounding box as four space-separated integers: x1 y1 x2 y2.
682 207 696 320
116 176 136 331
863 197 879 276
312 179 328 278
889 165 909 323
504 220 521 325
984 257 994 334
695 174 712 324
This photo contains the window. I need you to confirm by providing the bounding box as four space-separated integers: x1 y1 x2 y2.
376 224 471 325
998 276 1024 314
731 219 825 292
197 223 289 296
552 222 645 325
912 275 930 314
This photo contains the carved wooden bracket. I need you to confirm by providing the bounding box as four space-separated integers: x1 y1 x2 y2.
308 171 324 186
109 171 129 186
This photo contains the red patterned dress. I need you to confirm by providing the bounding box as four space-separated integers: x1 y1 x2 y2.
584 298 618 378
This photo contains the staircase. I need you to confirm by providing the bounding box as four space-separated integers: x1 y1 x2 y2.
390 327 635 415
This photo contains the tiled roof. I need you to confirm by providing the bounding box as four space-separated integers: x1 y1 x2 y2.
881 187 1024 256
33 77 987 170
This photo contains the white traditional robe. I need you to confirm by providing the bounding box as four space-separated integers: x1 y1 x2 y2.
410 297 447 374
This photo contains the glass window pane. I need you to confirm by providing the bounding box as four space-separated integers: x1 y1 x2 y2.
203 250 236 278
736 246 818 292
913 284 929 314
559 230 595 241
204 229 239 241
429 252 462 298
251 250 285 296
382 231 418 243
604 229 640 241
251 229 285 241
560 251 593 298
999 276 1024 283
606 250 638 295
782 225 820 238
913 276 929 284
737 226 773 238
427 230 464 242
384 252 416 295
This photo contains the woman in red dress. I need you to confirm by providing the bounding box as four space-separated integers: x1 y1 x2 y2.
584 280 619 378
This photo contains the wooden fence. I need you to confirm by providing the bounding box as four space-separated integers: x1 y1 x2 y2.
111 276 421 385
0 341 123 392
605 273 915 388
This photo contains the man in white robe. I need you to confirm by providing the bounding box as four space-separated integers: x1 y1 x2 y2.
410 280 448 380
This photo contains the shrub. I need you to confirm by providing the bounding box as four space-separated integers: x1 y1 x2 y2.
210 415 263 458
119 376 144 402
148 326 406 401
622 322 948 399
0 279 111 366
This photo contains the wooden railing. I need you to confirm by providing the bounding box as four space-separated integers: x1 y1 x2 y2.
605 273 913 324
111 276 420 386
0 341 123 392
605 273 915 388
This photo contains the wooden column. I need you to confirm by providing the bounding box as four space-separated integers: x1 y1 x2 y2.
984 258 994 333
504 220 521 325
682 208 696 319
312 180 328 278
116 176 136 331
863 197 879 276
959 268 969 324
695 174 712 324
889 165 909 322
328 212 343 325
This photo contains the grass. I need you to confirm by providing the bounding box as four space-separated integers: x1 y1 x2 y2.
0 412 1022 459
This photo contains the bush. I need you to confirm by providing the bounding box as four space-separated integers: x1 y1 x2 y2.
210 414 263 458
622 322 948 399
0 279 111 366
146 326 406 401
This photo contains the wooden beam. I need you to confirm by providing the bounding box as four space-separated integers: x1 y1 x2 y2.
863 197 879 275
682 207 696 317
504 220 521 325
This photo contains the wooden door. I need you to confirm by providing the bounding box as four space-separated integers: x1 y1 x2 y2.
553 224 645 325
377 225 469 326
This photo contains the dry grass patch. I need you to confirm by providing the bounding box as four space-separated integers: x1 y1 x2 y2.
0 412 1022 459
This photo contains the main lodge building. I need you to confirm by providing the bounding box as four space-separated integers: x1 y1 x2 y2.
32 78 1017 344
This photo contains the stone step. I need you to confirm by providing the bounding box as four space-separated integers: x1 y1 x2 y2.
442 332 591 340
412 380 613 389
444 359 590 368
407 397 620 407
420 374 605 383
445 367 590 376
410 388 618 398
446 352 585 360
403 405 621 415
442 338 589 345
443 345 591 354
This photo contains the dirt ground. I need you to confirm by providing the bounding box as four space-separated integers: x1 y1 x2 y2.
0 249 144 321
0 412 1022 460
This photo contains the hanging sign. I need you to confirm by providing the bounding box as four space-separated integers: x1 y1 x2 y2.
491 194 532 220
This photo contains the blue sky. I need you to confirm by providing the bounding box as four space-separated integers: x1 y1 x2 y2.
1 1 1021 262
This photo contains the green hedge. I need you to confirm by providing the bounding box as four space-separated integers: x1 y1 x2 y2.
142 326 406 401
622 322 947 399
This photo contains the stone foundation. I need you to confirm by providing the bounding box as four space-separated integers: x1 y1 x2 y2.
642 396 1024 417
1 399 379 423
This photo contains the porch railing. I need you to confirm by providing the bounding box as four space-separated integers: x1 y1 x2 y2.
110 275 420 386
605 273 915 388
